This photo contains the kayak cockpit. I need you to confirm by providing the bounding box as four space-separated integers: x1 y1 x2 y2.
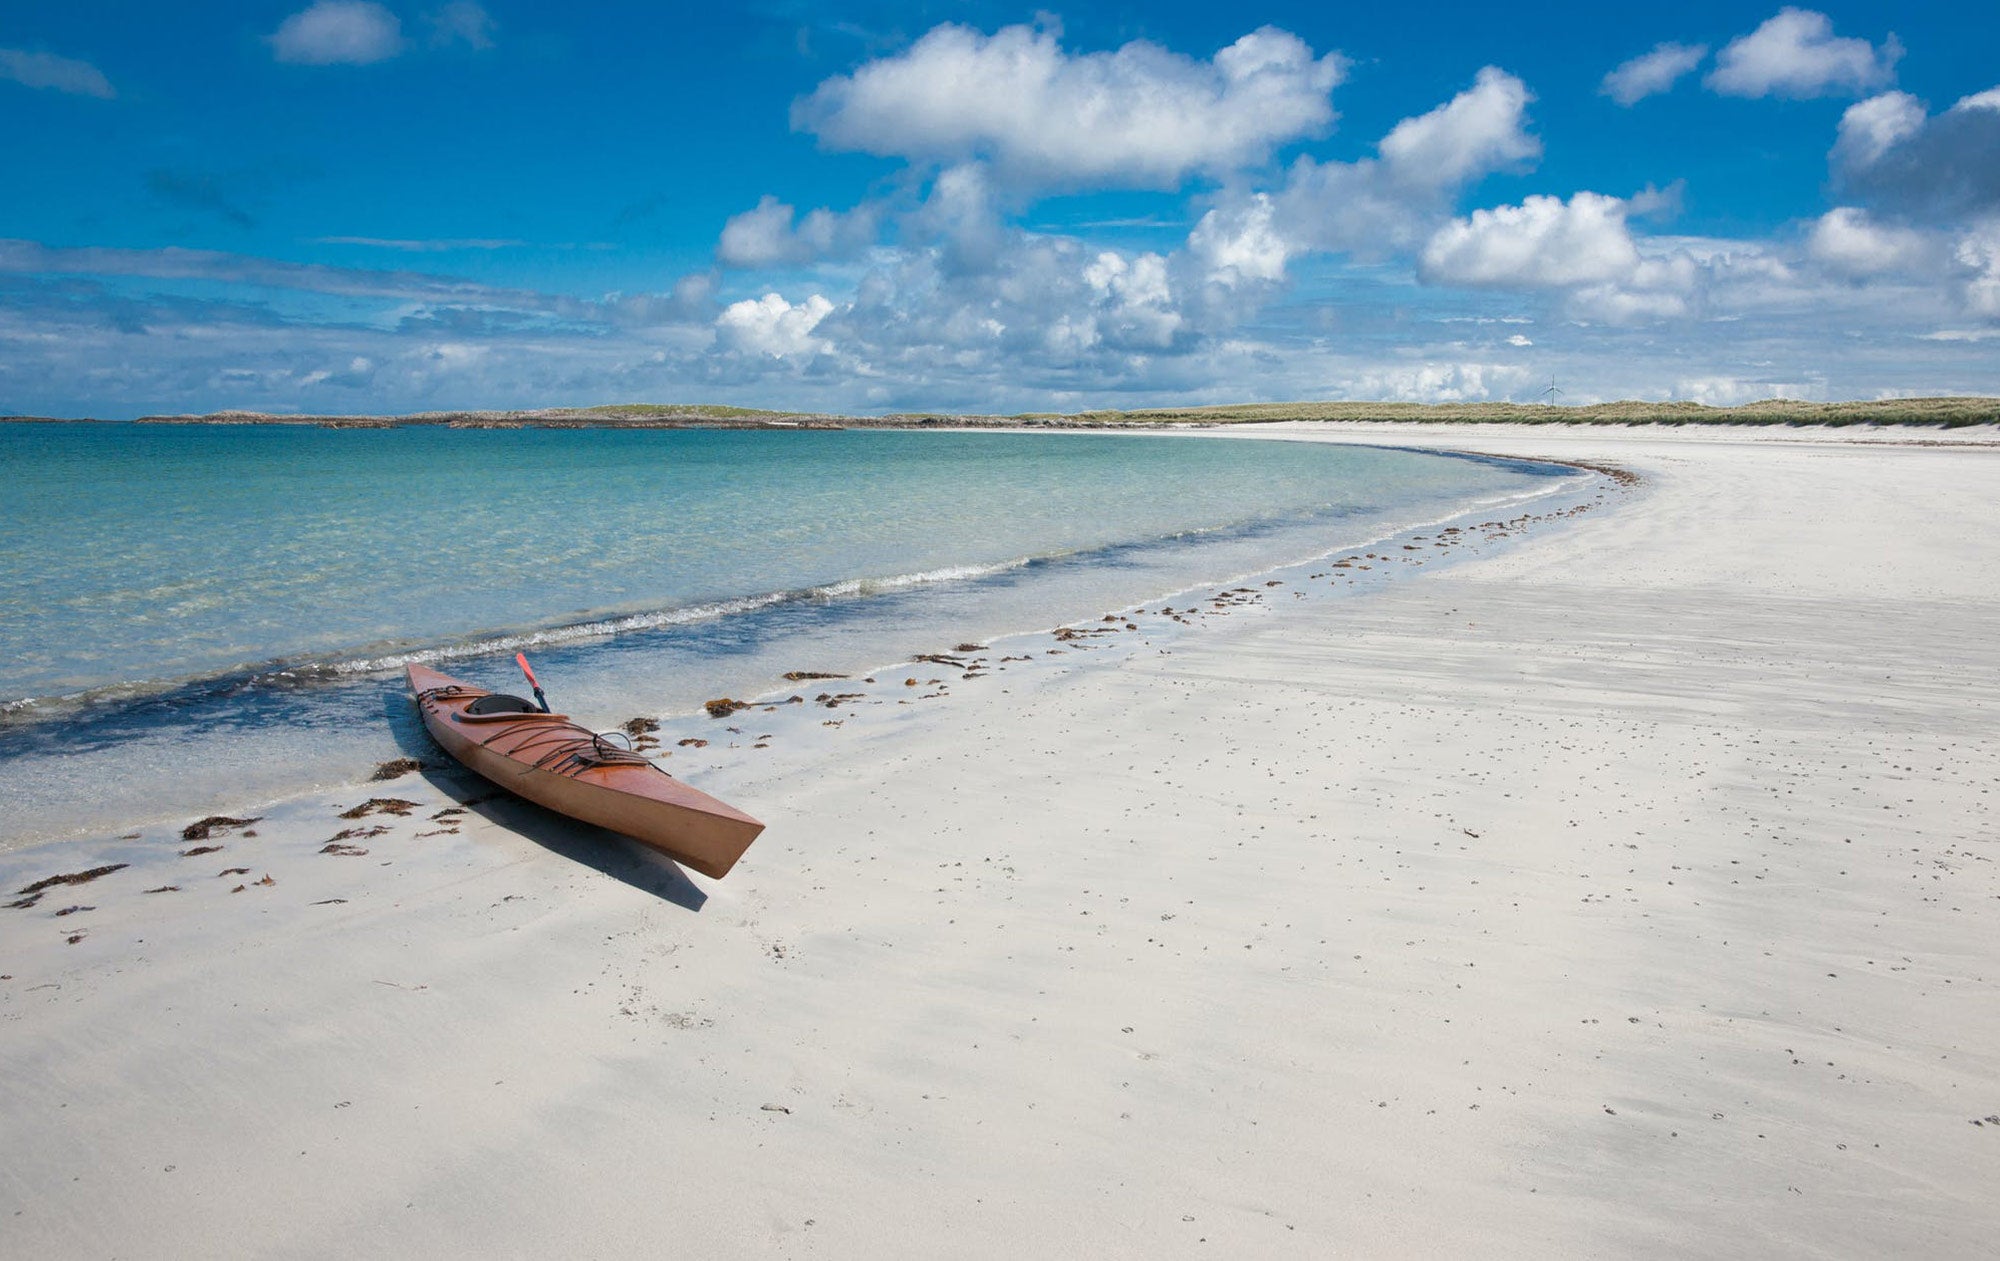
465 692 543 716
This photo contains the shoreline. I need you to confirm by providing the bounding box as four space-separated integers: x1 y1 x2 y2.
0 468 1613 859
0 438 1592 851
3 424 1997 1255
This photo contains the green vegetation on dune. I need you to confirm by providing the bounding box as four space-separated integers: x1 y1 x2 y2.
19 395 1999 428
118 403 823 427
1056 396 2000 427
544 403 791 420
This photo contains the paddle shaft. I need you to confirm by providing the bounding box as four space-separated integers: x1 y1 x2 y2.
515 652 551 713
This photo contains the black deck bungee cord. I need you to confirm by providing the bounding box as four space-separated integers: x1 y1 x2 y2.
418 685 656 773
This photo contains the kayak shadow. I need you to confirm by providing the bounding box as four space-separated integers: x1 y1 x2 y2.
488 791 709 911
440 774 708 912
382 690 706 912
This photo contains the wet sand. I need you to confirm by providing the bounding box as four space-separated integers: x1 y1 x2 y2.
2 423 1996 1257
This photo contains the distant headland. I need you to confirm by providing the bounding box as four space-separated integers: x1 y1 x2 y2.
5 396 1999 428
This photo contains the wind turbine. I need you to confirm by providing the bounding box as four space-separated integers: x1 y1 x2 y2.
1542 377 1564 405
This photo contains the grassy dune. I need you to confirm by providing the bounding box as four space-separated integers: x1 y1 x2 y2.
27 394 1999 428
1051 396 2000 427
543 403 789 420
122 403 806 426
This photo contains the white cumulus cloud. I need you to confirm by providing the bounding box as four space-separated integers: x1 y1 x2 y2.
0 47 115 97
1420 192 1642 288
715 292 836 357
1707 8 1899 100
1344 362 1529 403
1674 376 1813 407
904 163 1010 274
1952 224 2000 318
270 1 405 66
1806 208 1938 277
792 22 1346 188
1601 42 1708 106
1566 271 1697 322
1832 91 1926 167
1378 67 1540 190
1420 193 1704 322
721 64 1539 349
1083 251 1183 348
1244 67 1540 270
717 196 882 268
1186 194 1291 288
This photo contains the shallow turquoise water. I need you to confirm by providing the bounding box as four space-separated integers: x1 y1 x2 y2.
3 423 1558 701
0 422 1573 841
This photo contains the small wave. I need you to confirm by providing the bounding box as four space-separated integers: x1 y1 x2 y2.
329 558 1037 675
328 591 800 675
846 559 1037 594
0 555 1046 727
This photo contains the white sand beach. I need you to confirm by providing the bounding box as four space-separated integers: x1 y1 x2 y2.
3 424 1997 1257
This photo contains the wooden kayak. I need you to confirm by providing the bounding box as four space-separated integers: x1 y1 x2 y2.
406 662 764 878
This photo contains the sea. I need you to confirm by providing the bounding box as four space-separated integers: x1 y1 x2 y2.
0 422 1579 846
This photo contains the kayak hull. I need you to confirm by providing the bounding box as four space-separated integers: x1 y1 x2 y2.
407 663 764 879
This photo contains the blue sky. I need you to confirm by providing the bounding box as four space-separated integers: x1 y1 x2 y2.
3 1 1996 416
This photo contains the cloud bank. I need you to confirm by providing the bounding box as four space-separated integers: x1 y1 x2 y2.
793 22 1347 188
7 16 2000 419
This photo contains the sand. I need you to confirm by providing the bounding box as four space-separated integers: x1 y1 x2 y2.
2 424 1997 1257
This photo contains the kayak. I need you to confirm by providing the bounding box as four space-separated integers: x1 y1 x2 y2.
406 662 765 878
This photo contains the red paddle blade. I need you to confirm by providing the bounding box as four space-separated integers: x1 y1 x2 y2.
515 652 540 689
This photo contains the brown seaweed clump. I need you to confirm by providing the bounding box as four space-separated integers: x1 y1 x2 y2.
338 798 419 819
8 864 131 909
16 864 129 893
704 698 751 718
370 758 425 781
181 815 260 841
